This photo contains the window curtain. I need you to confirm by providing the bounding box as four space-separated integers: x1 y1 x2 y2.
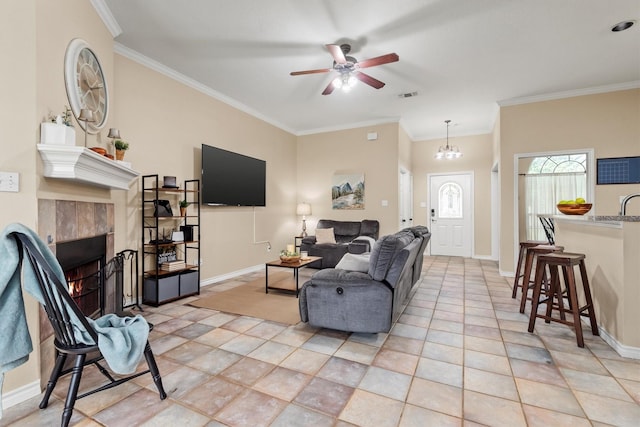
524 172 586 241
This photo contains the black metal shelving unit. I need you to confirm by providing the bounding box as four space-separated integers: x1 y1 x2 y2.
141 174 200 306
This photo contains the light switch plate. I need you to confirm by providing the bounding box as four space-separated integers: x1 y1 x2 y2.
0 172 19 192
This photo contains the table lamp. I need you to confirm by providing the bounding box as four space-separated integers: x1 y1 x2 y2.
296 203 312 237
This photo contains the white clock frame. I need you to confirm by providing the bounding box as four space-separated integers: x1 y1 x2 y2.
64 38 109 135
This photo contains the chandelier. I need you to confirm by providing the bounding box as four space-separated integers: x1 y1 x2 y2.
434 120 462 160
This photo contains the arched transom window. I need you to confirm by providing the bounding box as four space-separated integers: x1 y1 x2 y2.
528 154 586 174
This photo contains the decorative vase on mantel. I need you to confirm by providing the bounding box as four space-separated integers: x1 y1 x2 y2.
115 149 125 161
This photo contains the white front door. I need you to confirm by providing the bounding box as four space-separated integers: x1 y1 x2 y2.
429 173 473 257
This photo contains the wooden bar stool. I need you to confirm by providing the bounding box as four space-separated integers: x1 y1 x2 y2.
527 252 599 348
519 244 564 313
512 240 548 299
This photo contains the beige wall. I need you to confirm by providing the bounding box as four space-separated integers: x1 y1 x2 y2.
113 55 298 278
1 0 40 393
398 125 412 172
296 122 402 237
499 89 640 273
411 133 494 257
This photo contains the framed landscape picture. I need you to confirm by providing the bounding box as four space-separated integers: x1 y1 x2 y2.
332 173 365 209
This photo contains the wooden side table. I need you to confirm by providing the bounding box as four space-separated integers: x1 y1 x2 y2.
265 256 321 297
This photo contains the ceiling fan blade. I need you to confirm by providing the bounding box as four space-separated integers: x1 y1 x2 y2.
357 53 399 69
326 44 347 64
290 68 332 76
321 81 335 95
354 71 385 89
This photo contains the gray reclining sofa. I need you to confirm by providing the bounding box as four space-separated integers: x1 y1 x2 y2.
299 219 380 269
299 226 431 333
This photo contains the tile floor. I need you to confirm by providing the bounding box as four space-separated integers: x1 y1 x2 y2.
3 256 640 426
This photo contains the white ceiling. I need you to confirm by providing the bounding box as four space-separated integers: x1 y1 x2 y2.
99 0 640 140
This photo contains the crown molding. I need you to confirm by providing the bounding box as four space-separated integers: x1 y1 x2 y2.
498 81 640 107
91 0 122 38
296 117 400 137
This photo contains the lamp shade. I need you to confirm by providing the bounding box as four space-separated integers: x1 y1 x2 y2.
107 128 120 139
296 203 311 216
78 109 95 122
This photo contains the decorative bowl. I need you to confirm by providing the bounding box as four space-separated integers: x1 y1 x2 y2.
89 146 107 155
280 255 301 263
557 203 592 215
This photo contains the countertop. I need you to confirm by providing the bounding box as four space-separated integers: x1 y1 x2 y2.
539 214 640 229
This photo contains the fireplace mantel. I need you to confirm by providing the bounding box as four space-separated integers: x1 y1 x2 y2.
37 144 139 190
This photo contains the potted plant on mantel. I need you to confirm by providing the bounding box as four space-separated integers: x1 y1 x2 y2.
113 139 129 160
179 200 190 216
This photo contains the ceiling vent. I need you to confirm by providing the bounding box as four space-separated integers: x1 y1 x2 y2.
398 91 418 98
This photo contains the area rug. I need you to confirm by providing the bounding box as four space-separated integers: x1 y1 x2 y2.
189 272 302 325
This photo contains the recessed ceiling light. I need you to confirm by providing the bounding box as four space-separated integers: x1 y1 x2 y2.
611 20 635 32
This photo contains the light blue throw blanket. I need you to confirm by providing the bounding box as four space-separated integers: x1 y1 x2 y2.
0 223 149 417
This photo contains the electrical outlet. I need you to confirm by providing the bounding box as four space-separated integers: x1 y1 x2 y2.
0 172 19 192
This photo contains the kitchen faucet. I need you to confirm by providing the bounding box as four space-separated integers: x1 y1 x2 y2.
620 193 640 215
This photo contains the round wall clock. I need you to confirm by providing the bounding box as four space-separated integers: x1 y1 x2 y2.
64 38 109 134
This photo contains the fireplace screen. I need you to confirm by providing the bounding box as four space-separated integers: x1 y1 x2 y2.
56 235 107 319
56 235 140 317
65 261 102 318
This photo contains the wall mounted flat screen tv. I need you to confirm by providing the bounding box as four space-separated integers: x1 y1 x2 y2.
201 144 266 206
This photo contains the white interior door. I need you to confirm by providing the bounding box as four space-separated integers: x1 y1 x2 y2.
399 169 413 229
429 173 473 257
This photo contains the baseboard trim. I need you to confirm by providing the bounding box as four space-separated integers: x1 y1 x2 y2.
200 264 263 287
472 254 496 261
597 326 640 360
2 380 40 410
500 269 515 278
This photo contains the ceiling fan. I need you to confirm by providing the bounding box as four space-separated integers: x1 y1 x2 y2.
290 44 399 95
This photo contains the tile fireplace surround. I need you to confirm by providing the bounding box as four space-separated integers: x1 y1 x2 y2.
36 199 115 388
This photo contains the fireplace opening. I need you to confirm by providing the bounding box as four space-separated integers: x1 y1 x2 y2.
65 261 102 318
56 235 107 319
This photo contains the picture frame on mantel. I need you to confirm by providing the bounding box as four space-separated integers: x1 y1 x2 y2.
332 173 365 210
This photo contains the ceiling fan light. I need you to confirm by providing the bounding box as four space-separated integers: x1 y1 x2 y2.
332 77 343 89
347 74 357 87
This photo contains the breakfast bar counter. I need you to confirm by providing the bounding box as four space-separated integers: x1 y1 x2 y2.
552 215 640 358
